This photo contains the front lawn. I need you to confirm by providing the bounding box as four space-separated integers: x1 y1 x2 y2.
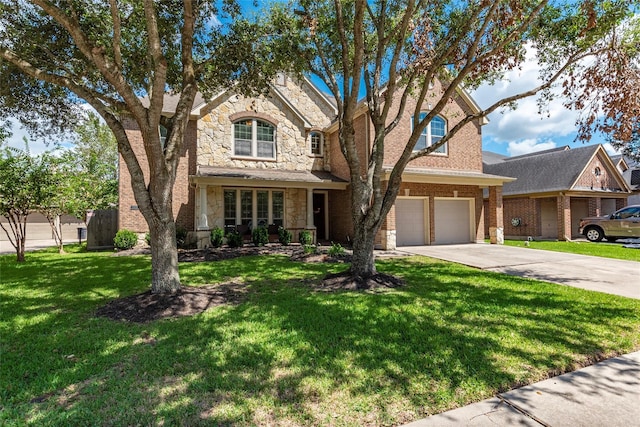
2 249 639 426
501 239 640 262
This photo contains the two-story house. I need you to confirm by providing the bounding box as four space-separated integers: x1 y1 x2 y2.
118 75 513 249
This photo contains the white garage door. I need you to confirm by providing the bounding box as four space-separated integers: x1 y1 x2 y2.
396 198 426 246
434 199 472 244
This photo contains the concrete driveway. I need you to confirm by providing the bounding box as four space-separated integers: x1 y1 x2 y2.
400 243 640 299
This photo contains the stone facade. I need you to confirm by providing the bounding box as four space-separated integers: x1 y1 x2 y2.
196 77 335 172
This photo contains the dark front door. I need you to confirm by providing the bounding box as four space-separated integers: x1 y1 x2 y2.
313 193 326 240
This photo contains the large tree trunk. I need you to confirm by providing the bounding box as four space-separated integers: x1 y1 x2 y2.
350 223 377 278
148 217 180 293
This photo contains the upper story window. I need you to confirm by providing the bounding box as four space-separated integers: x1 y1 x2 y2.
413 113 447 155
233 119 276 159
310 131 323 156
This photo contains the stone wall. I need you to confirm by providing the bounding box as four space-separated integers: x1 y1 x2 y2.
197 77 335 172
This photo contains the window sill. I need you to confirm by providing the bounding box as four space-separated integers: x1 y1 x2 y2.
231 156 277 162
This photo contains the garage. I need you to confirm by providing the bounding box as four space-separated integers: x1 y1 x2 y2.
395 198 427 246
434 198 473 244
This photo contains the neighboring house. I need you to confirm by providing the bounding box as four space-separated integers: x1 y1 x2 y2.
483 145 631 241
611 155 640 205
119 75 513 249
0 213 84 242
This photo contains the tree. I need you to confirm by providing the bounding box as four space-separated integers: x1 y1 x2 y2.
0 1 291 292
276 0 639 284
0 144 55 262
65 112 119 223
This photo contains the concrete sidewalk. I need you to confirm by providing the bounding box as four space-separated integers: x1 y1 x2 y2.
404 351 640 426
401 243 639 299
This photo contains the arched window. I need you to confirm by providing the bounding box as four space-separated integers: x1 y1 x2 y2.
233 119 276 159
310 131 323 156
413 113 447 154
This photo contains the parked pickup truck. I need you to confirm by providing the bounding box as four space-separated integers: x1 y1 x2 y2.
579 205 640 242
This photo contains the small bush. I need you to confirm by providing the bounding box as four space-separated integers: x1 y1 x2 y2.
226 231 243 248
114 229 138 250
210 227 224 248
252 227 269 246
328 242 345 257
303 244 318 254
144 232 151 246
299 230 312 246
278 227 292 246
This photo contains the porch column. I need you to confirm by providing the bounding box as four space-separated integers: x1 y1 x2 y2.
306 188 317 243
557 193 571 241
488 186 504 244
197 185 209 230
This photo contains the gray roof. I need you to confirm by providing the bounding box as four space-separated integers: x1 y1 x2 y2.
483 145 607 196
140 92 206 115
195 166 348 188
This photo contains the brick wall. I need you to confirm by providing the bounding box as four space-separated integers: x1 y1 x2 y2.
574 151 625 191
328 188 353 243
381 81 483 172
118 117 197 232
495 197 539 238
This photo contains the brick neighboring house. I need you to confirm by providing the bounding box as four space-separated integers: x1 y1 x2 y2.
118 75 513 249
483 145 631 241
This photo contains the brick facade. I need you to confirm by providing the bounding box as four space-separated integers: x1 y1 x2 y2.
119 77 507 248
118 117 197 232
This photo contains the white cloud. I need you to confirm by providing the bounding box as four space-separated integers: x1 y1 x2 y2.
507 138 557 157
472 44 578 144
602 142 622 157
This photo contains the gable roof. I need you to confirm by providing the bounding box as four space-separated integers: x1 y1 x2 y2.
483 145 630 196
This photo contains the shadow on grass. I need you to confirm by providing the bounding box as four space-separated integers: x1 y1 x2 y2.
1 253 639 425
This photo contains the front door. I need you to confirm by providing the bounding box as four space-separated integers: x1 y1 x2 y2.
313 193 327 240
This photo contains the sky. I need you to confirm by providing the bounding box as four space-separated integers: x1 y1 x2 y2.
470 47 619 158
4 45 618 159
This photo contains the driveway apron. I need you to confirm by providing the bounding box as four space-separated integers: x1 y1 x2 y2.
400 244 639 299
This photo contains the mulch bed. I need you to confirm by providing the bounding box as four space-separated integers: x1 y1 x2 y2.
97 244 406 323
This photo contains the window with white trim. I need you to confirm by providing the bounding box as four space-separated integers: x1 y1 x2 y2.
310 131 323 156
413 113 447 154
233 119 276 159
224 189 284 228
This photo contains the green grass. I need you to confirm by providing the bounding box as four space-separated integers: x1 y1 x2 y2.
501 239 640 261
2 249 639 426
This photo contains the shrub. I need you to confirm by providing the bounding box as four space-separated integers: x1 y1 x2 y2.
299 230 312 246
114 229 138 250
226 231 243 248
210 227 224 248
278 227 292 246
252 226 269 246
144 232 151 246
303 244 318 254
328 242 345 257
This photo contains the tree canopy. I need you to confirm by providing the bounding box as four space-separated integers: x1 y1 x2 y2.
269 0 640 282
0 0 294 291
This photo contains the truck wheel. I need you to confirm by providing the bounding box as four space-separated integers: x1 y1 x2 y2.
585 227 604 242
